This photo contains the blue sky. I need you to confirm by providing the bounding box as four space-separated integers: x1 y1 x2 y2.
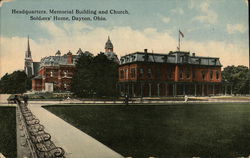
0 0 249 77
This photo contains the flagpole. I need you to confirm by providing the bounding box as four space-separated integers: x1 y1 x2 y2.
178 30 180 51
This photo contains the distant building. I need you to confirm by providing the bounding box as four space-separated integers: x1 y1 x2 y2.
32 50 82 92
118 49 222 97
24 36 40 77
30 36 118 92
102 36 119 63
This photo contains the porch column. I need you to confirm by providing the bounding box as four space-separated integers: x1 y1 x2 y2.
173 83 176 97
194 84 197 96
202 83 204 96
127 84 130 96
132 83 135 97
119 84 121 96
165 83 168 96
212 84 215 96
140 83 143 97
183 84 185 95
149 83 152 97
157 83 160 97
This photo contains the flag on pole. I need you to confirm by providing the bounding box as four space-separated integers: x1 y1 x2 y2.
179 30 184 38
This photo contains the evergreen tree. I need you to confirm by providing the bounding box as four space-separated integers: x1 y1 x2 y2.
71 52 94 97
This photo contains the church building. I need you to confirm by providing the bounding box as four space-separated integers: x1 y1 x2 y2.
24 36 40 77
26 36 118 92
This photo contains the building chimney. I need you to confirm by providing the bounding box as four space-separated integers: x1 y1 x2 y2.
144 49 148 53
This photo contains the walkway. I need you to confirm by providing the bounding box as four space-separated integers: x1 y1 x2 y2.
28 103 124 158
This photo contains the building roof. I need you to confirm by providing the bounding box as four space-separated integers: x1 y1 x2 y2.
120 51 222 67
40 54 79 67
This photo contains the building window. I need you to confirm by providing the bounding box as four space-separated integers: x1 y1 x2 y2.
124 69 129 79
50 71 53 77
131 68 136 78
202 71 206 80
64 71 67 77
192 70 196 79
64 83 67 89
216 71 220 80
156 68 161 79
186 69 190 79
179 68 183 79
139 68 144 78
120 70 124 79
210 71 213 80
167 69 172 79
148 68 152 78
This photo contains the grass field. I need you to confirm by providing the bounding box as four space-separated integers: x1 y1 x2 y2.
0 107 16 158
45 103 250 158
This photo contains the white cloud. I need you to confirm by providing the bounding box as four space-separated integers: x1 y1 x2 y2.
0 22 248 77
161 16 171 24
192 1 218 24
171 8 184 14
227 24 247 34
0 0 14 7
244 0 248 6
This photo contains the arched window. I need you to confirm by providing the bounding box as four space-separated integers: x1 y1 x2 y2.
139 68 144 78
202 71 206 80
179 68 183 79
148 68 152 78
120 70 124 79
216 71 220 80
131 68 136 78
186 68 191 79
192 70 196 79
210 71 213 80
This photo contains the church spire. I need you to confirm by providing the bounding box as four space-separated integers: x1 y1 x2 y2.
27 35 32 58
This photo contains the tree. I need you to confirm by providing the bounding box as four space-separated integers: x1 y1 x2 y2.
71 52 118 98
71 52 94 97
222 65 249 94
0 70 30 94
92 53 118 97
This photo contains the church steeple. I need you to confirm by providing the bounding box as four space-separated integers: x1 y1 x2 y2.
105 36 113 52
24 35 34 77
26 36 32 58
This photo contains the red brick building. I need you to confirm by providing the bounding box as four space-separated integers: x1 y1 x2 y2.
31 37 118 92
118 49 222 97
32 50 81 92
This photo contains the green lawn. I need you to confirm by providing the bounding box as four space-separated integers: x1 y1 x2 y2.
0 107 16 158
44 103 250 158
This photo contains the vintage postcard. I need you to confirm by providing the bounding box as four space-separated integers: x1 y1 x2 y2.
0 0 249 158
